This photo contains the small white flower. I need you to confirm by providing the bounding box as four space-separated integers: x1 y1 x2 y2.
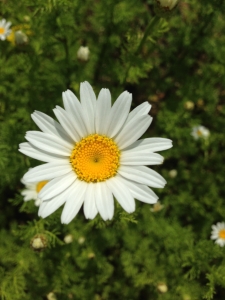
191 125 210 140
157 0 178 10
211 222 225 247
77 46 90 61
21 174 48 206
0 19 11 41
19 81 173 224
15 30 28 45
64 234 73 244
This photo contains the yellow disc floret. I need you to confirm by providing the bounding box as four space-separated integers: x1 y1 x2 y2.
70 134 120 183
36 181 48 193
219 229 225 239
0 27 5 34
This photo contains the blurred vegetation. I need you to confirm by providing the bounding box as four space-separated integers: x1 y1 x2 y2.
1 0 225 299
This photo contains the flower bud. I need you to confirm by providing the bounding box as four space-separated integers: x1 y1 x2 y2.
47 292 57 300
184 101 195 110
30 234 47 251
78 236 85 244
154 0 179 17
157 282 168 293
168 169 177 178
77 46 90 62
64 234 73 244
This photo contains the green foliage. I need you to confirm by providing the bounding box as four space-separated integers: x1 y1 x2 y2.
0 0 225 299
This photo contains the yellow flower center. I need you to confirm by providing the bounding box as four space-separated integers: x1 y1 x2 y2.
197 130 202 136
36 181 48 193
70 134 120 183
0 27 5 34
219 229 225 239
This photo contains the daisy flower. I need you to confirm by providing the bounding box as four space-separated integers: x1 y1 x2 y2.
19 81 172 224
0 19 11 41
211 222 225 247
21 175 48 206
191 125 210 140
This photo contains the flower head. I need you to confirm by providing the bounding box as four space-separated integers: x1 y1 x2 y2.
0 19 11 41
19 81 172 224
77 46 90 61
211 222 225 247
191 125 210 140
21 174 48 206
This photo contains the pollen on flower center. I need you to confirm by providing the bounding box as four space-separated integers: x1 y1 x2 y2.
0 27 5 34
219 229 225 239
36 181 48 193
70 134 120 183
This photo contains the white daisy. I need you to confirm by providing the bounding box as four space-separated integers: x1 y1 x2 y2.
191 125 210 140
21 175 48 206
19 81 173 224
0 19 11 41
211 222 225 247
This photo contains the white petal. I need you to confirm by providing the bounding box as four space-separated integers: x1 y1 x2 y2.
95 88 111 134
106 91 132 138
53 107 80 142
21 191 37 201
115 115 152 150
19 142 67 162
106 176 135 213
118 165 166 188
62 90 88 137
31 111 74 144
38 171 76 200
80 81 96 134
25 131 72 156
95 182 114 220
124 138 173 152
126 102 151 125
120 151 164 165
61 180 87 224
118 175 158 203
38 185 73 218
83 183 98 219
23 161 72 183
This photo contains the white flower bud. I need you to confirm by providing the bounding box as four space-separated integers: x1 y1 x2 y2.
64 234 73 244
157 0 178 10
184 101 195 110
168 169 177 178
78 236 85 244
77 46 90 61
47 292 57 300
30 234 47 251
157 283 168 293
